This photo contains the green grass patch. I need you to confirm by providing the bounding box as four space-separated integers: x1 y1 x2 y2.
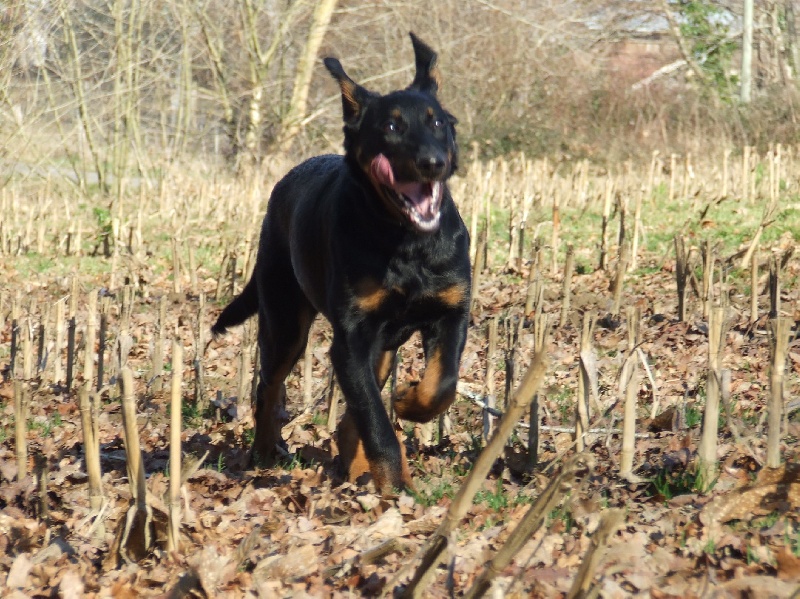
474 478 508 511
547 503 574 532
648 463 715 500
411 479 456 507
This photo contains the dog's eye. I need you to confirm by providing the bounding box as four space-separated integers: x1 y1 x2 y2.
384 121 398 134
433 118 444 129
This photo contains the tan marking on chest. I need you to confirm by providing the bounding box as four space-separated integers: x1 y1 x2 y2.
435 283 467 307
355 279 389 312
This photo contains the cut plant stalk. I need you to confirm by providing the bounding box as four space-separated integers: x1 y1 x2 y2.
767 317 791 468
326 374 341 433
66 314 76 391
194 293 206 410
303 320 314 409
79 383 103 510
22 318 32 380
768 255 780 319
574 312 595 452
740 185 779 269
668 153 676 202
470 231 486 315
674 235 689 322
238 322 253 404
559 244 574 328
14 381 28 479
483 173 492 272
119 367 153 561
250 343 261 410
630 187 644 271
172 237 182 295
215 249 230 301
503 317 522 409
9 301 18 378
69 277 78 317
721 148 730 197
566 509 626 599
599 175 613 271
109 218 120 289
97 299 109 392
620 306 641 480
35 453 49 521
610 241 629 317
468 160 481 264
54 300 65 384
681 152 691 204
114 292 134 377
83 290 97 387
151 296 167 393
550 192 560 275
463 453 595 599
483 317 498 443
750 250 758 324
524 239 543 317
698 306 726 493
36 312 46 374
187 242 198 294
395 342 549 598
168 339 183 552
528 312 548 469
120 285 133 333
741 145 750 202
701 239 714 320
719 368 741 443
228 250 238 297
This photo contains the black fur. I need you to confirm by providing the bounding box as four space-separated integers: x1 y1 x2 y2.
213 33 470 492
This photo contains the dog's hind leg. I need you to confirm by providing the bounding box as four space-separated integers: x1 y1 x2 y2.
250 272 316 466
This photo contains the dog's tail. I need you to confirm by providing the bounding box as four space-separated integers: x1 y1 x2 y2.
211 277 258 337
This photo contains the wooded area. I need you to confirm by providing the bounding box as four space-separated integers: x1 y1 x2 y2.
3 0 800 182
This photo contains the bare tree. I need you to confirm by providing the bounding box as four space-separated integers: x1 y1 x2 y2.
277 0 338 153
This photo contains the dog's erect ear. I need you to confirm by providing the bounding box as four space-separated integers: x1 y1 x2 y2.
324 57 372 124
408 32 441 95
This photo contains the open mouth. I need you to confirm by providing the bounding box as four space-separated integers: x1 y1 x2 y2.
369 154 443 232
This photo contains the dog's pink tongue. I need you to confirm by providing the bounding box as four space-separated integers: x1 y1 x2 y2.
395 181 433 216
370 154 434 218
371 154 395 187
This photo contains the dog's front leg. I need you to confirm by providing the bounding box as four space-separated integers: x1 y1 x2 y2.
330 334 411 493
394 311 468 423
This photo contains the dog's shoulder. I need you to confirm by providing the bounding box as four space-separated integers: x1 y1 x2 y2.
277 154 343 190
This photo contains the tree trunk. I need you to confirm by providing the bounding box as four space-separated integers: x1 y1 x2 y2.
786 1 800 80
742 0 754 102
277 0 338 153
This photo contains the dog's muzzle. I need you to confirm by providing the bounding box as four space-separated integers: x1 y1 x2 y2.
370 154 444 232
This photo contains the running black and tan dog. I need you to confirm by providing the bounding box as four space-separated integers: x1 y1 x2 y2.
212 33 470 492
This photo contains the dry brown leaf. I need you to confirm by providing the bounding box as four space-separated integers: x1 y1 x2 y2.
776 548 800 582
6 553 32 589
57 570 85 599
253 543 318 584
701 463 800 539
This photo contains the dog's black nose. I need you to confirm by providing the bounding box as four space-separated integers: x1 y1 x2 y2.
416 153 446 177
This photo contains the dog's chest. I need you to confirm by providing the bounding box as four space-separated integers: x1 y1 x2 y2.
353 265 466 321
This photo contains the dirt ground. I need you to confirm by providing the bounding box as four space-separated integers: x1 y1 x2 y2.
1 209 799 598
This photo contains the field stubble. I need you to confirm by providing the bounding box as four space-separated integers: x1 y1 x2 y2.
0 148 799 596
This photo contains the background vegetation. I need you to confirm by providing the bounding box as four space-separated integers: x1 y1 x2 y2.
2 0 800 187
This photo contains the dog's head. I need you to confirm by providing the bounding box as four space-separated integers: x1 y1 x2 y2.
325 33 458 233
